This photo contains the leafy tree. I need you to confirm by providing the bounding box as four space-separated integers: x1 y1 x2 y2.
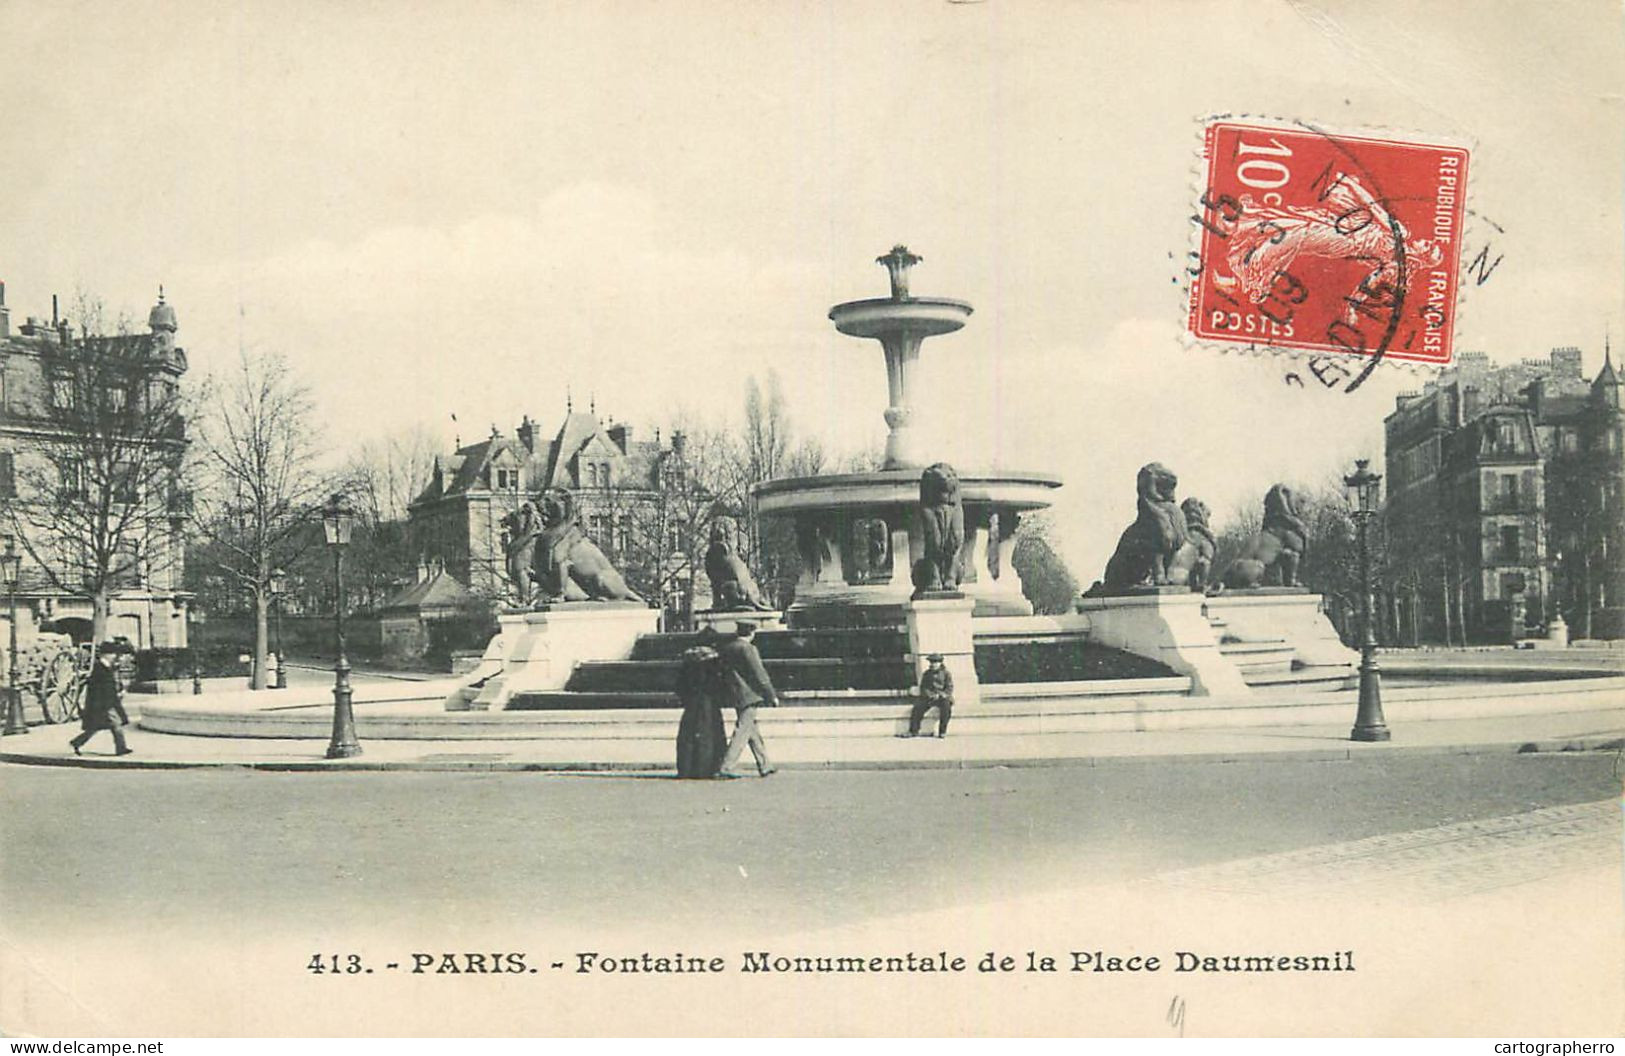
1010 513 1079 615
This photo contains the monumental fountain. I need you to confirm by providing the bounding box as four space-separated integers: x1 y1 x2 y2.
134 246 1624 753
754 246 1062 622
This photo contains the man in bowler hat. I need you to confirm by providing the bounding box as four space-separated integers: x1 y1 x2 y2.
70 643 132 756
907 653 954 738
716 622 778 778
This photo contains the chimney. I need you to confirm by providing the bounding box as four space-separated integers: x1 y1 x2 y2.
608 422 632 453
517 415 537 454
671 429 686 457
1550 346 1583 380
0 280 8 338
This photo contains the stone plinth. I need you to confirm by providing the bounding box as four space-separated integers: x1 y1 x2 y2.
445 603 659 712
904 593 980 709
1075 589 1248 697
693 609 784 635
1205 589 1357 669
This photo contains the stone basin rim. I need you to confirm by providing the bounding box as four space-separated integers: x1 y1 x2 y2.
827 296 975 318
755 468 1063 497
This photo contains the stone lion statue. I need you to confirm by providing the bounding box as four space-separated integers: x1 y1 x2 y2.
1218 484 1308 590
1165 497 1216 592
912 462 965 594
531 488 643 603
703 515 772 611
499 500 541 605
1096 462 1188 592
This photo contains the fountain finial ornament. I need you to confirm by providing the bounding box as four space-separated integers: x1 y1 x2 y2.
877 244 923 300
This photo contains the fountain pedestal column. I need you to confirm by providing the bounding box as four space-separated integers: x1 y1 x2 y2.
904 594 981 711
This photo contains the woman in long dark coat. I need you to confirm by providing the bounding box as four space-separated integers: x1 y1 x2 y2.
70 645 132 756
674 641 725 778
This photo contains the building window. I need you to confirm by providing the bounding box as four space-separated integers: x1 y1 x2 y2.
0 452 13 498
1562 430 1579 454
60 460 84 498
51 373 76 410
494 468 518 491
1499 525 1520 563
107 385 129 415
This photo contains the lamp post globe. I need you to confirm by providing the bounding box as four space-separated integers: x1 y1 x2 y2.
322 494 361 759
1343 459 1390 743
2 535 28 737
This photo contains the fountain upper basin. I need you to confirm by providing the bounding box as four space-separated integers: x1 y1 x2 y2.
828 297 974 339
754 467 1061 517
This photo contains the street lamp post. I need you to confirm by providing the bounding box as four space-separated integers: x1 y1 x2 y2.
323 494 360 759
1344 459 1390 742
2 535 27 736
191 608 207 694
270 568 288 690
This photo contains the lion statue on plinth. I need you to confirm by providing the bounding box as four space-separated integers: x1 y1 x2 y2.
1217 484 1308 590
499 500 541 606
912 462 965 594
1093 462 1188 593
704 515 772 611
1165 497 1216 592
531 488 643 603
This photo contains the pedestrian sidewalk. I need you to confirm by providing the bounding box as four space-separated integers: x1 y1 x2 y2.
2 707 1619 773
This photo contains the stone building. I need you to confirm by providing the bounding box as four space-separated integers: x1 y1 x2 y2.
1384 345 1624 642
0 282 192 648
1529 349 1625 637
408 407 701 615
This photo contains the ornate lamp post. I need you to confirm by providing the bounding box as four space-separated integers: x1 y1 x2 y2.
1344 459 1390 742
323 494 360 759
191 608 206 694
270 567 288 690
2 535 28 736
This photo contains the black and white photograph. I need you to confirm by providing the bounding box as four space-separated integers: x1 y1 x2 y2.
0 0 1621 1040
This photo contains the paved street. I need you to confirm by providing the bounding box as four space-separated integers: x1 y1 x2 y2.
2 750 1617 941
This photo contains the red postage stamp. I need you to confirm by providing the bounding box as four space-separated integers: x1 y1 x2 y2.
1187 120 1469 368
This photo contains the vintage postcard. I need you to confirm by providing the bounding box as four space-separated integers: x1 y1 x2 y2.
0 0 1621 1041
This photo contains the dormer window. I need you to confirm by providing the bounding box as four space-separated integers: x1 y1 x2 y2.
495 468 519 491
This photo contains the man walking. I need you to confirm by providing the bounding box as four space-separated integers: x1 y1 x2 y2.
717 622 778 778
906 653 954 738
70 643 132 757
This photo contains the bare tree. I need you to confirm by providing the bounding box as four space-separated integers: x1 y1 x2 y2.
5 294 190 644
343 424 442 608
192 349 333 688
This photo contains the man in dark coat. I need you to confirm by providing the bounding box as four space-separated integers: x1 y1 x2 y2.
906 653 954 738
70 644 132 756
716 623 778 778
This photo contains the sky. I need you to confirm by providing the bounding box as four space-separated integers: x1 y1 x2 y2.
2 0 1621 575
